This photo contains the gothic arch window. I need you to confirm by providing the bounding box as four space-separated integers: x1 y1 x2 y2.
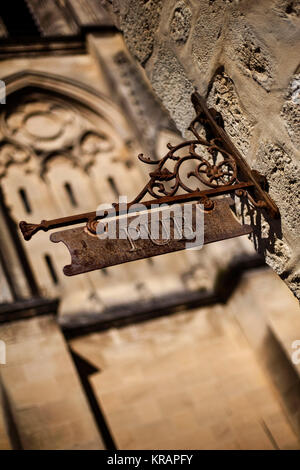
0 72 147 309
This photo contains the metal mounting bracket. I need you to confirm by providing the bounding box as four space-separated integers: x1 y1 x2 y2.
19 92 279 275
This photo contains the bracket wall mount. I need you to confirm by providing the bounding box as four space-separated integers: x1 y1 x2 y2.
19 92 279 275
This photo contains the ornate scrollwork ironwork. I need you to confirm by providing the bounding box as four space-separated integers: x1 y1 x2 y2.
128 92 279 219
134 138 238 202
19 91 279 242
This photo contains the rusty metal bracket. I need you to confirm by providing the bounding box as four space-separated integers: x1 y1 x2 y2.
19 92 279 275
189 92 278 217
19 91 279 242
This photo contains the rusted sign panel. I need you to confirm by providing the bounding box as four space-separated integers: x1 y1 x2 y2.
50 199 252 276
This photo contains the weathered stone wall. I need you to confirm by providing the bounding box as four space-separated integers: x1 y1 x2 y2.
0 316 104 449
105 0 300 300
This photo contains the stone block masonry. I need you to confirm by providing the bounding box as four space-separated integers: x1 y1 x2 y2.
0 316 104 449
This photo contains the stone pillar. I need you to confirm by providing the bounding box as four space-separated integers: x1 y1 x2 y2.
0 383 11 449
0 315 104 449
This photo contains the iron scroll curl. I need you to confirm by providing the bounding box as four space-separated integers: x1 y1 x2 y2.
19 91 279 243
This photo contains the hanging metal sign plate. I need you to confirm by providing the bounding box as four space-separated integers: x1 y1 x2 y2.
19 92 278 276
50 199 252 276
